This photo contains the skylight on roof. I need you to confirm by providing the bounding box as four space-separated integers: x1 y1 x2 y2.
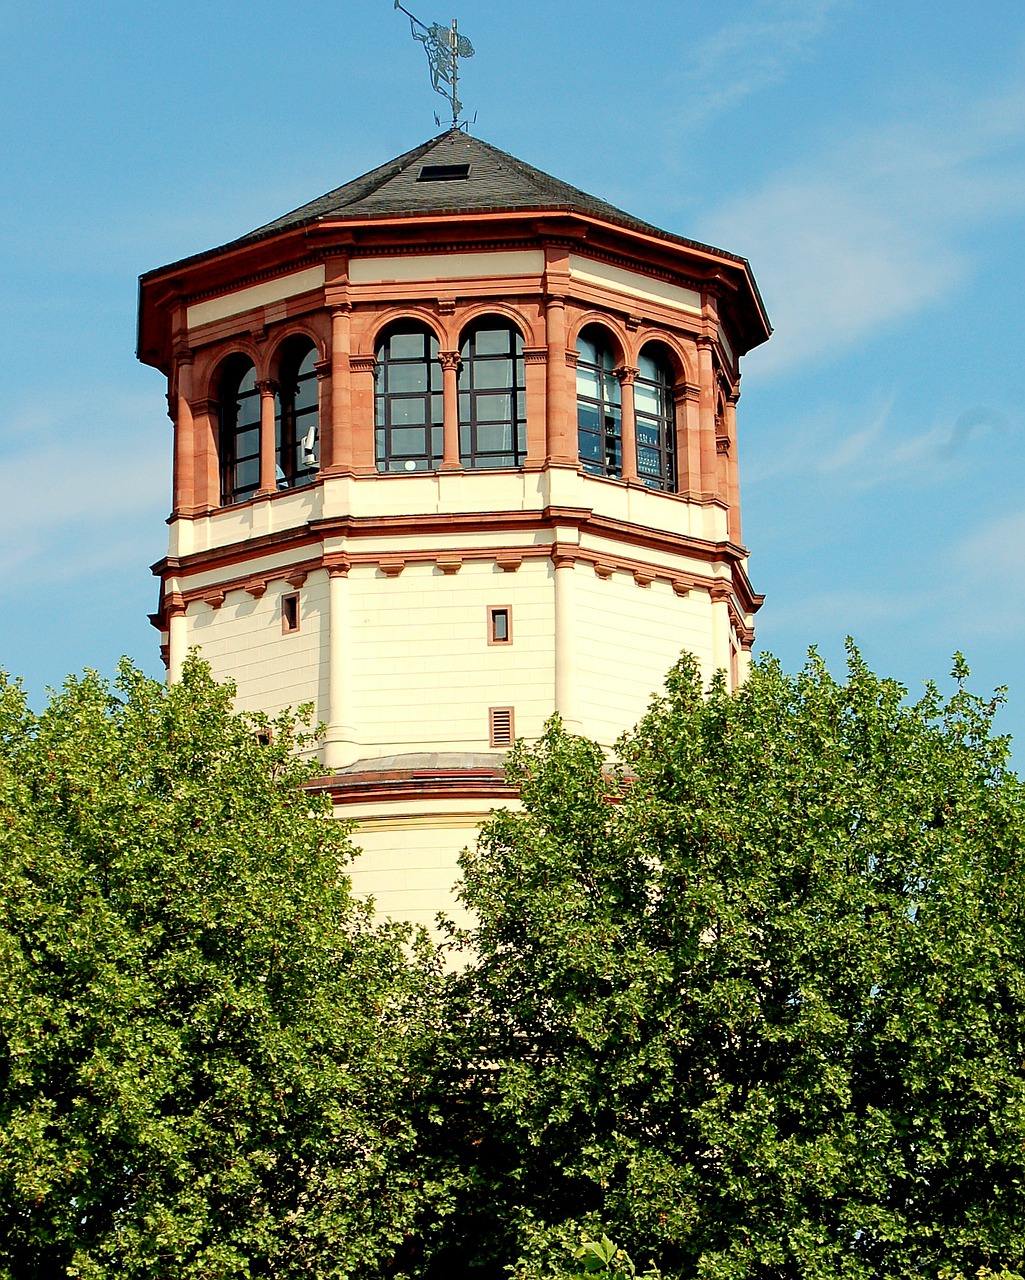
417 163 471 182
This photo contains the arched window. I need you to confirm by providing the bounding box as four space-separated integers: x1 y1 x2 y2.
219 355 260 505
458 321 526 469
635 345 677 492
576 328 621 478
275 338 319 490
375 324 443 472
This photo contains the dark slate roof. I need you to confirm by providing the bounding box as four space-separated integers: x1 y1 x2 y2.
223 129 744 265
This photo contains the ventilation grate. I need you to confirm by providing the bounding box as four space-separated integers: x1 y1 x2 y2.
417 163 471 182
489 706 515 748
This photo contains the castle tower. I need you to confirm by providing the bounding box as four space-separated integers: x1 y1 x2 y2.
138 130 770 929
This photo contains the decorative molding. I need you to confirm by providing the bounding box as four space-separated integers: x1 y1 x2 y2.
378 558 405 577
325 556 351 578
708 581 733 604
625 315 641 332
246 579 268 599
716 436 730 455
632 567 655 587
202 589 226 609
435 555 463 574
437 297 456 315
285 570 308 588
495 552 523 572
522 346 547 365
594 561 615 580
314 358 332 380
671 578 691 597
350 354 377 374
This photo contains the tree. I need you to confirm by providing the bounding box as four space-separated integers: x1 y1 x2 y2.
0 658 447 1280
441 648 1025 1280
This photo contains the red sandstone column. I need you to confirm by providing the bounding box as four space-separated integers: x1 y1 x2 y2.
172 347 195 514
675 384 701 496
348 356 377 474
326 304 352 474
617 365 638 484
439 351 461 470
725 391 742 544
696 337 718 499
523 347 548 469
256 380 277 495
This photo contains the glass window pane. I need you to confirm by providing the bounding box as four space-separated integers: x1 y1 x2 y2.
238 368 258 395
637 421 660 448
430 361 443 391
476 393 512 423
472 327 511 356
576 367 600 397
431 426 444 457
638 353 663 383
297 349 318 379
391 427 427 454
236 428 259 458
375 395 386 425
516 391 526 421
638 448 661 476
576 335 598 365
392 398 427 425
635 383 660 414
388 332 425 360
431 394 444 424
460 425 472 453
236 459 259 490
294 379 318 411
603 374 622 405
388 362 428 393
476 423 513 452
578 431 601 461
459 392 471 422
577 404 600 431
473 358 513 390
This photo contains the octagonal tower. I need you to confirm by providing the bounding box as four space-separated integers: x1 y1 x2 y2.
138 130 770 929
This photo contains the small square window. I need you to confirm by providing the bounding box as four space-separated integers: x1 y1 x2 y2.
489 706 515 748
488 606 512 645
281 592 300 634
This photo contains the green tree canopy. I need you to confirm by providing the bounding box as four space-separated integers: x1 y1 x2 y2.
0 658 445 1279
441 649 1025 1280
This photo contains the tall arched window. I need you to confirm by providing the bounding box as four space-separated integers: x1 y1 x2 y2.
219 355 260 505
635 345 677 493
576 328 622 478
275 338 319 490
375 324 443 472
458 321 526 469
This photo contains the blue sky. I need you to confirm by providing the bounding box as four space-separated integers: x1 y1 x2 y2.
1 0 1023 757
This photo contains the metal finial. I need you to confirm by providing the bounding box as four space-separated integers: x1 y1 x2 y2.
394 2 475 129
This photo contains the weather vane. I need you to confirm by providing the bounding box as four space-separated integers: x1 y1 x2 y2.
394 2 475 129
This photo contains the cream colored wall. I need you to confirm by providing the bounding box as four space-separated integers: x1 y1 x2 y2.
184 571 329 727
344 800 502 935
346 557 555 757
574 568 716 749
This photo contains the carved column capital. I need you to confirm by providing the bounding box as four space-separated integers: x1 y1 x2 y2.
708 581 732 604
615 365 639 386
256 379 278 396
438 350 461 372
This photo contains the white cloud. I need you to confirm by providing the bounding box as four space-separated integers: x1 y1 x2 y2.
702 83 1025 373
673 0 847 130
0 399 167 589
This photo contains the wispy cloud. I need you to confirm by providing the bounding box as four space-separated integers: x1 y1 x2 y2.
745 393 1020 490
0 398 167 588
673 0 847 130
702 82 1025 373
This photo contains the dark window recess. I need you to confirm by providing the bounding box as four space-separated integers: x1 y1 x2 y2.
489 707 515 748
417 163 471 181
219 356 261 505
275 339 320 491
458 322 527 469
375 324 444 473
489 607 511 644
281 593 300 634
634 345 677 493
576 328 622 480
